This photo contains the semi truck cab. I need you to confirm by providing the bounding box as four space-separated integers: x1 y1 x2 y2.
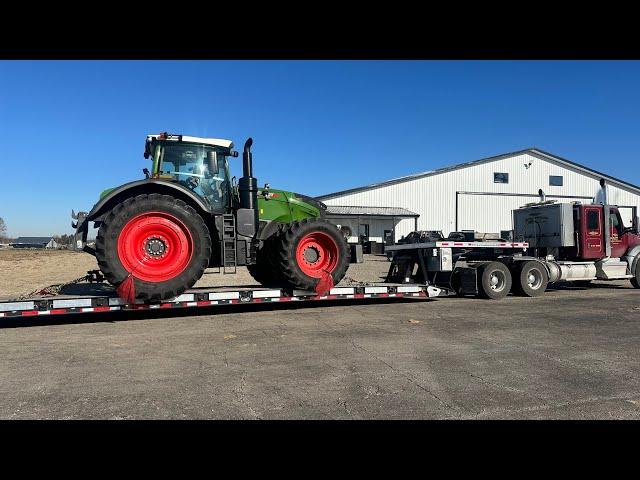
577 204 640 260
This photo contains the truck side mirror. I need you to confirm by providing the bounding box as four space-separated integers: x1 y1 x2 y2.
635 215 640 233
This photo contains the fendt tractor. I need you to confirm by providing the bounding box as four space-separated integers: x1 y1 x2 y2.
72 133 349 301
387 183 640 299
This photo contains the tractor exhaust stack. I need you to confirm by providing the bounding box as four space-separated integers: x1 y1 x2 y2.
237 138 259 238
239 138 258 212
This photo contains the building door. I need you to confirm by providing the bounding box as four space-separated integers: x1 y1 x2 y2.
383 230 394 252
358 224 369 243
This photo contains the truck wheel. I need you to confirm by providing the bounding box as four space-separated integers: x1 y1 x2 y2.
632 262 640 289
512 261 548 297
276 218 349 290
478 262 512 300
95 193 211 302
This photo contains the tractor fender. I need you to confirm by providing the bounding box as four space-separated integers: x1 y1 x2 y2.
256 219 284 242
87 179 211 221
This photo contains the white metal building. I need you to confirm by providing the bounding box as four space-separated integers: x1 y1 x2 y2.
318 148 640 244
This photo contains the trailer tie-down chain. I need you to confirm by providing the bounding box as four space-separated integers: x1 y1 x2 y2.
15 270 104 300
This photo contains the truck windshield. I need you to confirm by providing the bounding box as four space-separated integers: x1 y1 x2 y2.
157 143 230 209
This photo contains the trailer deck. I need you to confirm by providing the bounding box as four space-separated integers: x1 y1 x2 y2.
0 283 442 319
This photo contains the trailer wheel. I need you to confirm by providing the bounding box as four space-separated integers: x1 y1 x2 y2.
631 262 640 289
478 262 512 300
95 193 211 302
512 261 548 297
276 218 349 290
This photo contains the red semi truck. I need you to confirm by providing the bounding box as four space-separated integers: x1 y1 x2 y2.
386 183 640 299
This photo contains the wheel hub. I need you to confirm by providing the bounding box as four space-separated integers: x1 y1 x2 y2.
490 271 505 291
303 245 321 264
144 236 168 258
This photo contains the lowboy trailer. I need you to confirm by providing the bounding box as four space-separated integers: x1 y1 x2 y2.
0 282 442 319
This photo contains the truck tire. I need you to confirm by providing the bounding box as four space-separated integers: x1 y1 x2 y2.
512 261 548 297
95 193 211 302
276 218 349 291
478 262 512 300
631 261 640 289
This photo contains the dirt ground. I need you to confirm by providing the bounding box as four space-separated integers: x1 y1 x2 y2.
0 249 390 300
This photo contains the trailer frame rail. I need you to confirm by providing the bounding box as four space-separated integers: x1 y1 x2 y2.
0 284 442 319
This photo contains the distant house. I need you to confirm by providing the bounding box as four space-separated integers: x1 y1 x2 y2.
10 237 59 249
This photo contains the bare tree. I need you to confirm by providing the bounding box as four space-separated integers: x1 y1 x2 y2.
0 217 7 243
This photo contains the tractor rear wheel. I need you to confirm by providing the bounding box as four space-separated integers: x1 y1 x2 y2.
95 193 211 302
276 218 349 291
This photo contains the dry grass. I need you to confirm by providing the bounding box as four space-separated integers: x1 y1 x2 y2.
0 248 390 300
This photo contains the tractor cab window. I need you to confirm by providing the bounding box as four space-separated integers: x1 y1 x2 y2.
157 143 230 210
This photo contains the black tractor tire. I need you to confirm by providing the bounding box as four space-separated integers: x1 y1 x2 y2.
511 261 548 297
631 262 640 289
95 193 211 302
247 228 286 287
477 261 512 300
276 218 350 291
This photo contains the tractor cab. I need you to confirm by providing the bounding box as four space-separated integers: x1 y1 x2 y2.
144 133 236 212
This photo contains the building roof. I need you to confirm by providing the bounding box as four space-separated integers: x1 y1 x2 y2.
317 148 640 200
12 236 54 244
325 206 419 217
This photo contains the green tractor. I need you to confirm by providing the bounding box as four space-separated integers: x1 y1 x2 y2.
72 133 349 301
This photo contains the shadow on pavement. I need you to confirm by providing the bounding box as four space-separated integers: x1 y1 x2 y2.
0 297 432 329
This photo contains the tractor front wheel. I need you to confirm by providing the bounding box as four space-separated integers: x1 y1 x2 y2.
246 230 285 287
276 218 349 291
95 193 211 302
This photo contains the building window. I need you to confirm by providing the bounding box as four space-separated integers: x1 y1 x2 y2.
549 175 563 186
494 172 509 184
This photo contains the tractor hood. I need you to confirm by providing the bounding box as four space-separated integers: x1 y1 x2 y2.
257 187 326 223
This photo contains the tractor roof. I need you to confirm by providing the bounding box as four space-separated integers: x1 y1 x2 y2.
146 134 234 149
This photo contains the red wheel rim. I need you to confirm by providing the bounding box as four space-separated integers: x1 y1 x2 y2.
117 212 194 282
295 232 339 278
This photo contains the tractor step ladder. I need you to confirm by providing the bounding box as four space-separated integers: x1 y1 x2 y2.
222 214 237 274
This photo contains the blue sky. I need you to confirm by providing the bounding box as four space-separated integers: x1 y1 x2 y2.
1 60 639 237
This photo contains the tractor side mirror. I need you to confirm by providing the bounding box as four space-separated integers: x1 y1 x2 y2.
143 168 150 179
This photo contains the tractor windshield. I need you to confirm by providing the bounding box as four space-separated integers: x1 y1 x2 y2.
155 142 231 210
